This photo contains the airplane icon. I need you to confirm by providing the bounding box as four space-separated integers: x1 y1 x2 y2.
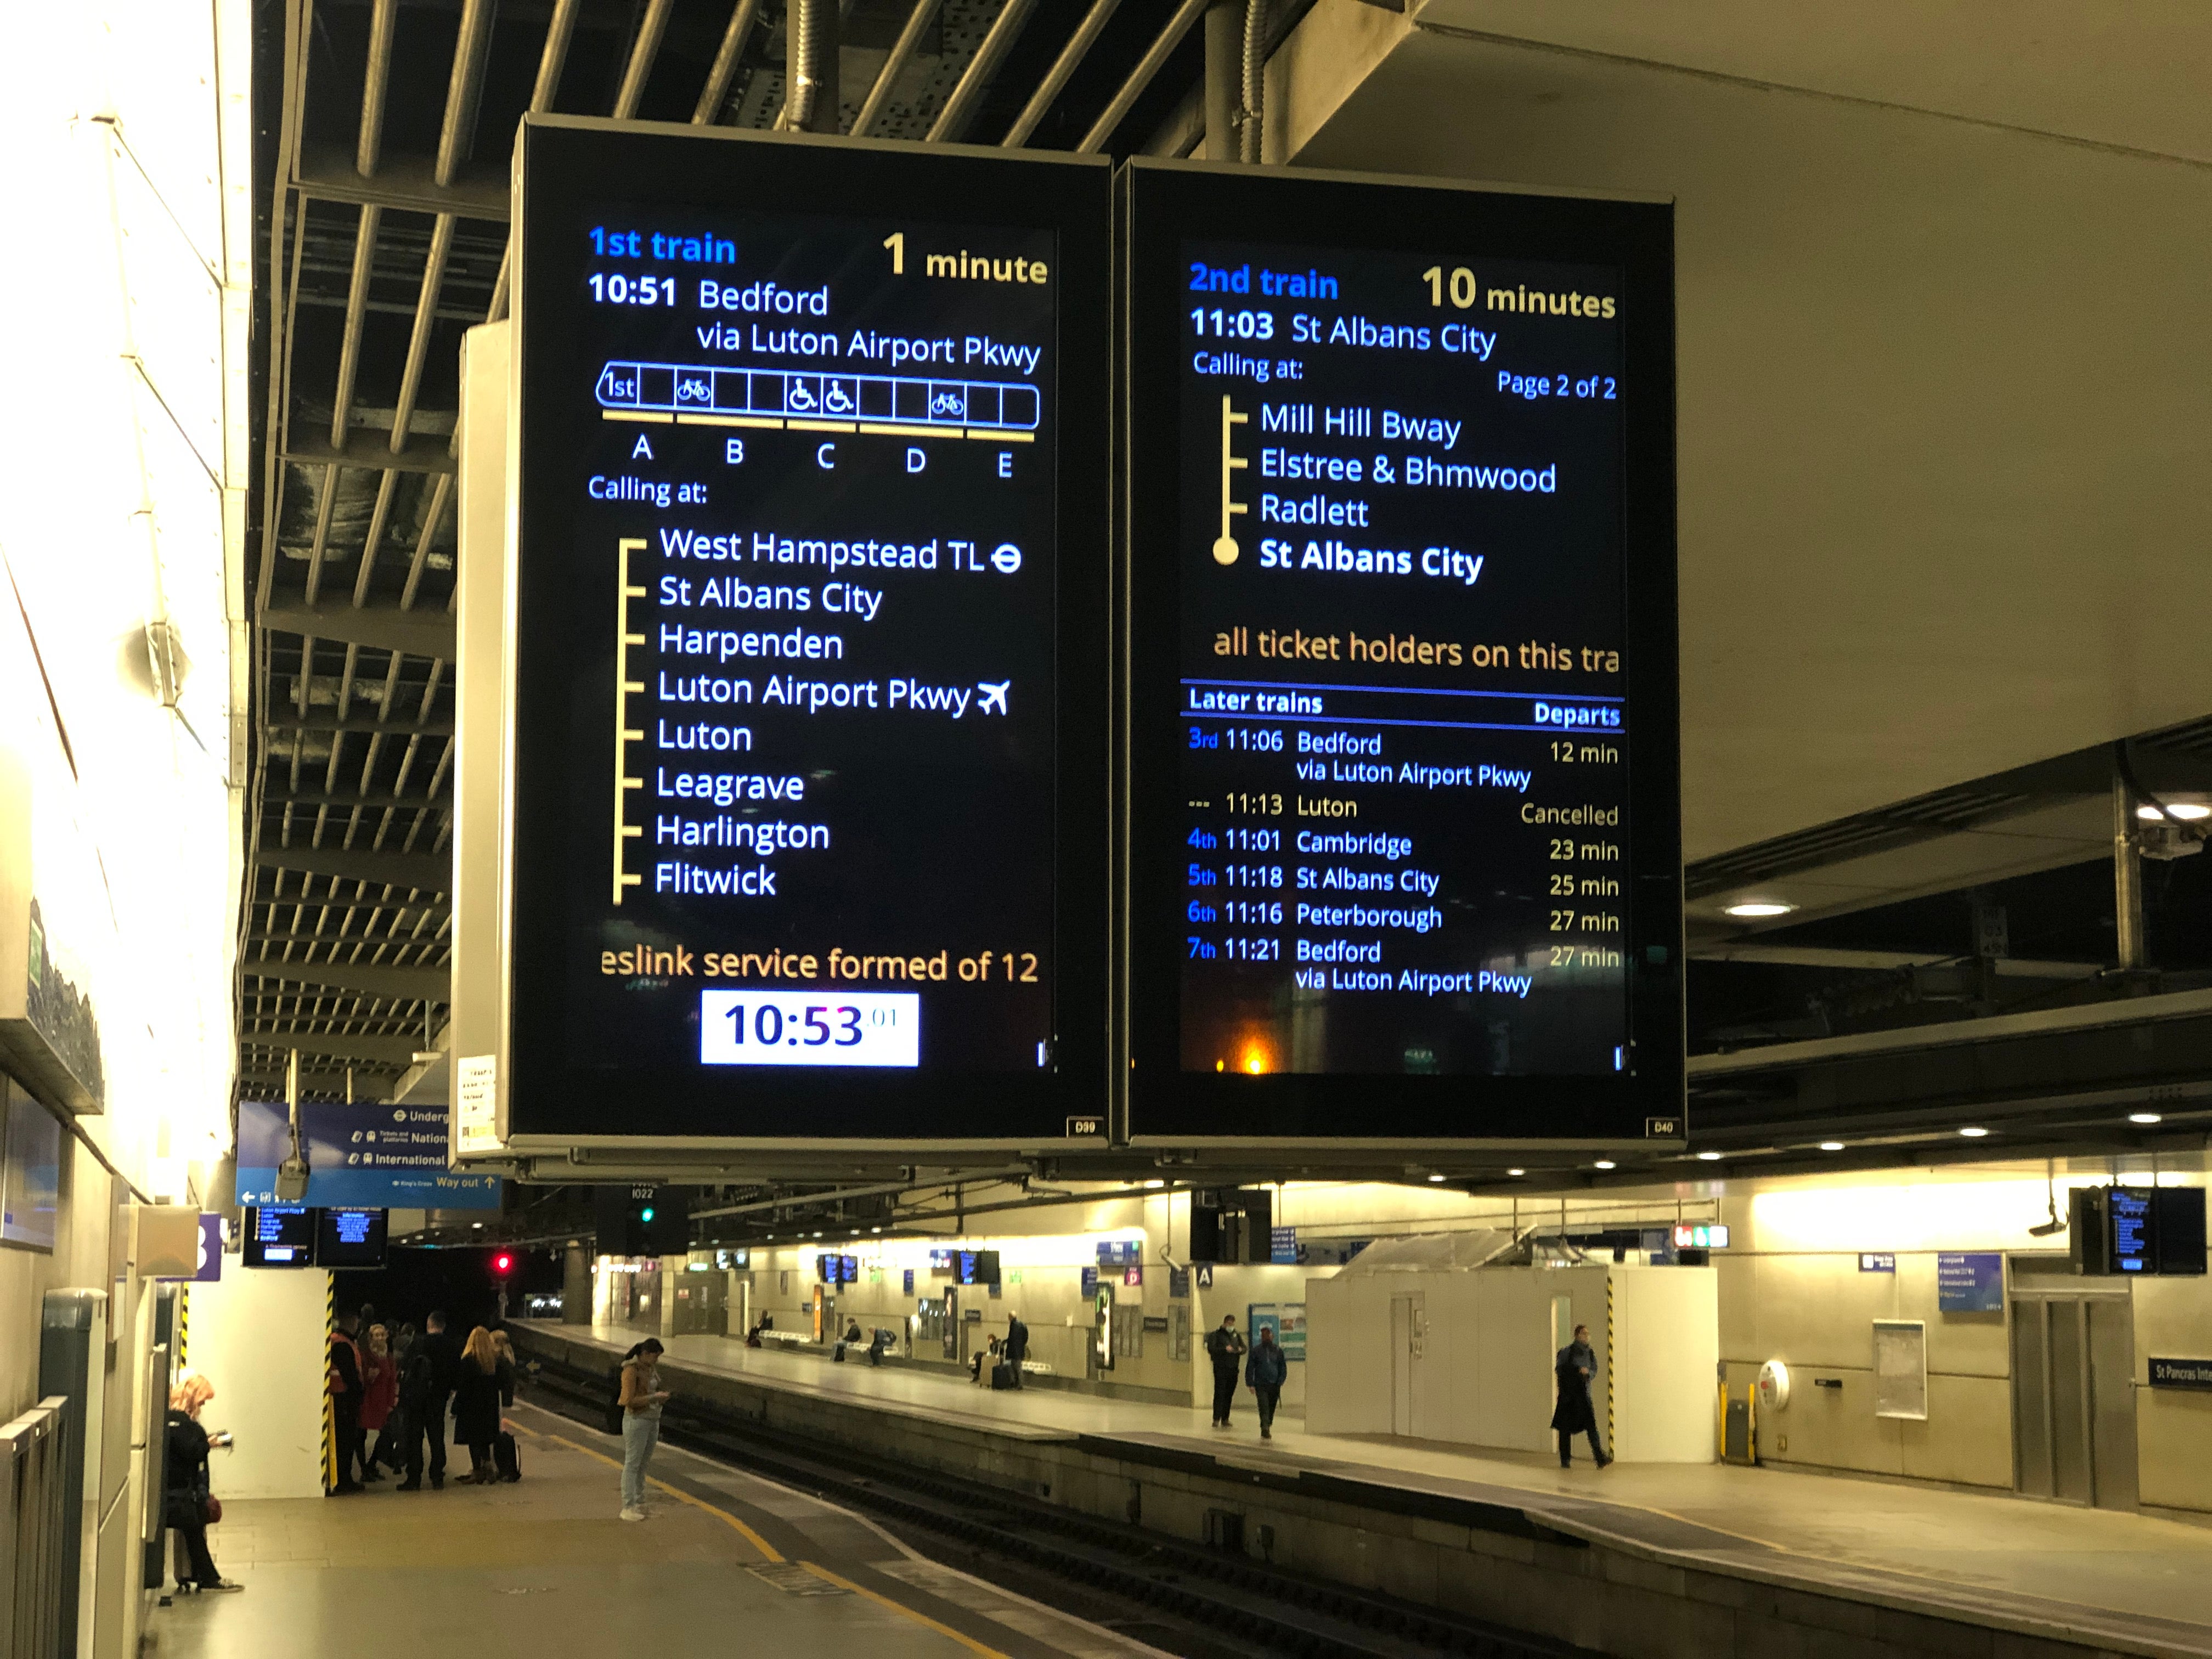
977 681 1010 716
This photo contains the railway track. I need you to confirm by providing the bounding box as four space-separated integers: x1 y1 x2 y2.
520 1345 1594 1659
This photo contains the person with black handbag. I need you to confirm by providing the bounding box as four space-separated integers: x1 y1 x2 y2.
165 1374 242 1593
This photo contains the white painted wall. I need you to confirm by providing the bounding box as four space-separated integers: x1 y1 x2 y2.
1310 1264 1716 1462
181 1268 329 1499
1611 1266 1720 1463
1305 1274 1391 1433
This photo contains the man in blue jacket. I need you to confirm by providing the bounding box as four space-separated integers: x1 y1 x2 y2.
1245 1325 1289 1440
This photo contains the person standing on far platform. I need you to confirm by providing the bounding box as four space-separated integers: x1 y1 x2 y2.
359 1324 398 1480
403 1311 461 1490
1204 1315 1247 1430
618 1338 672 1521
1245 1325 1288 1440
326 1312 366 1493
1002 1312 1029 1388
452 1328 505 1483
1553 1323 1612 1469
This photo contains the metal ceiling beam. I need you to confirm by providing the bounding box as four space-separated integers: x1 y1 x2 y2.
244 960 450 1000
295 148 511 219
261 601 455 658
1003 0 1121 148
611 0 675 120
438 0 499 187
281 432 456 474
258 788 454 814
1078 0 1209 154
852 0 938 138
239 1032 427 1065
255 845 450 889
247 925 450 951
265 713 454 737
927 0 1038 142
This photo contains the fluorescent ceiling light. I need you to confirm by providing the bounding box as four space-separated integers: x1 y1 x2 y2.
1506 1168 1526 1177
1724 901 1796 918
1594 1159 1617 1170
1958 1126 1989 1138
1818 1141 1844 1152
1696 1151 1723 1162
1426 1172 1446 1182
2129 1112 2164 1125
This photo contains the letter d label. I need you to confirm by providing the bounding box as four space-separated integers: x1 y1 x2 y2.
906 447 926 474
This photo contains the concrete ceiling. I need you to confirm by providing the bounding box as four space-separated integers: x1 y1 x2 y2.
1272 2 2212 863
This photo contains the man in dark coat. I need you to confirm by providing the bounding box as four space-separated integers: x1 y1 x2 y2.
1002 1313 1028 1387
402 1310 461 1490
1244 1326 1288 1440
1553 1323 1611 1468
1203 1315 1247 1429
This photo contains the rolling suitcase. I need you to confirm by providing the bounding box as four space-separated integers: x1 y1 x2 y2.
494 1430 521 1482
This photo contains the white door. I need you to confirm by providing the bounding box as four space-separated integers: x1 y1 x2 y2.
1390 1294 1424 1435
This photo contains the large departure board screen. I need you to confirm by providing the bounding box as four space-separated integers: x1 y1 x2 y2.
1120 161 1681 1143
505 121 1109 1144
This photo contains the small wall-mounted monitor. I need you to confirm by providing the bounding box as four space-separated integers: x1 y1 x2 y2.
244 1206 315 1267
316 1207 389 1269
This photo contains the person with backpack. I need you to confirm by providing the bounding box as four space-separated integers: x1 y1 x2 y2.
617 1339 672 1521
1245 1325 1289 1440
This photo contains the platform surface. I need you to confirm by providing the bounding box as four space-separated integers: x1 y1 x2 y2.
153 1396 1176 1659
525 1322 2212 1658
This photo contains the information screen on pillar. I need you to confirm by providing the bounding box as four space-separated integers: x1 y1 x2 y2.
506 119 1110 1144
244 1206 315 1268
1120 161 1681 1143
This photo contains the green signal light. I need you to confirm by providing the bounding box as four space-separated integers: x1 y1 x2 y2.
640 1207 655 1223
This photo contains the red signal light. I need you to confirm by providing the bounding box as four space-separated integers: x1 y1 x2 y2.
493 1251 514 1274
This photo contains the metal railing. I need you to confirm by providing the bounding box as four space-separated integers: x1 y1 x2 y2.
0 1397 71 1659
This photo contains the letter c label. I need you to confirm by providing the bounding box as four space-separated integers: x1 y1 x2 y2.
816 442 837 469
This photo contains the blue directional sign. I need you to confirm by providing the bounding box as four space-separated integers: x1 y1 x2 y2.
236 1099 501 1210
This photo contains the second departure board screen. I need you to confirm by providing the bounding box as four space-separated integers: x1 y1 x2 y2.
507 121 1110 1144
1122 162 1680 1143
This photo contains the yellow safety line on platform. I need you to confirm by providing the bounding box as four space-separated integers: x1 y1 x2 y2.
530 1424 784 1563
799 1562 1011 1659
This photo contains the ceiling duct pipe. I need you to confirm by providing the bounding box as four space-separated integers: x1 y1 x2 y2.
1239 0 1268 162
777 0 839 133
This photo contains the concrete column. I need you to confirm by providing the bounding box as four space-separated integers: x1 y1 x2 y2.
562 1242 590 1325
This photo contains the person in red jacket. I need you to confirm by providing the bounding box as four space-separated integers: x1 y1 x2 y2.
359 1324 399 1479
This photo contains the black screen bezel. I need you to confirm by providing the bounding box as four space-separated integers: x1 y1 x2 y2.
242 1205 317 1268
1118 159 1684 1145
509 118 1113 1146
314 1206 391 1270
